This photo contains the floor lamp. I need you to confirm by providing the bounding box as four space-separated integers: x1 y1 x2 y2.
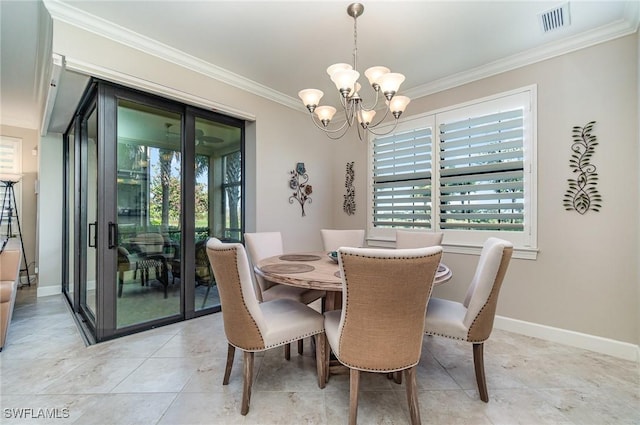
0 175 30 286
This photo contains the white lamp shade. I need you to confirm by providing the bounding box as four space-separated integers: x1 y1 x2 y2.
364 66 390 86
0 173 22 183
315 105 337 122
330 69 360 93
351 82 362 97
379 72 405 94
298 89 324 107
326 63 352 78
388 95 411 113
358 109 376 125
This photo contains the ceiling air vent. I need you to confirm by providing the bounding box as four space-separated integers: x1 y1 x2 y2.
538 2 571 33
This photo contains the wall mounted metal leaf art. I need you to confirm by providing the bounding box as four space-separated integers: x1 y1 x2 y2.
289 162 312 216
563 121 602 214
343 161 355 215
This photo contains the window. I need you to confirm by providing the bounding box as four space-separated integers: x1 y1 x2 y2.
0 136 22 239
221 150 242 242
369 86 536 252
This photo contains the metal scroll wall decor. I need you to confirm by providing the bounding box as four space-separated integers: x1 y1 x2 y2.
289 162 313 217
343 161 355 215
563 121 602 214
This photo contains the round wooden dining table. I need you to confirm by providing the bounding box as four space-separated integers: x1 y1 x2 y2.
255 251 452 311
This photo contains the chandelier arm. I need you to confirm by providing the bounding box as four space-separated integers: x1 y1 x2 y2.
309 113 350 134
363 118 401 137
358 89 381 112
326 125 352 140
356 121 366 141
344 100 357 127
367 105 392 129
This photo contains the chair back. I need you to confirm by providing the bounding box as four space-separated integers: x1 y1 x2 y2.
132 232 165 255
336 246 442 371
244 232 284 296
462 237 514 341
320 229 365 252
395 230 444 248
195 239 212 283
206 238 267 351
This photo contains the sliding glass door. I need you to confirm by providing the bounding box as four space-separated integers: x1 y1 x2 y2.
115 99 183 328
63 79 244 342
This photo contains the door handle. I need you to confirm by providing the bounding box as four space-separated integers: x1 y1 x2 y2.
88 222 97 248
108 222 117 249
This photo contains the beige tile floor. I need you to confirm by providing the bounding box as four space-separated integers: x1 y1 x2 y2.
1 285 638 425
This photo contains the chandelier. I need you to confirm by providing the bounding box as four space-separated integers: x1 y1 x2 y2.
298 3 410 140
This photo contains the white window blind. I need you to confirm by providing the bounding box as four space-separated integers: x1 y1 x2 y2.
0 136 22 238
438 109 525 231
368 87 536 251
372 126 433 229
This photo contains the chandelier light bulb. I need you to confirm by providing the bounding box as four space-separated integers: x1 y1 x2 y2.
351 82 362 98
330 69 360 96
358 109 376 127
298 89 324 112
364 66 390 90
314 105 337 127
379 72 405 99
388 95 411 118
327 63 353 77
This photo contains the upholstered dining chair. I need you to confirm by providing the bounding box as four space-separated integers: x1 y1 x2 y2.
206 238 326 415
395 230 444 248
325 246 443 425
320 229 365 252
424 237 513 403
244 232 325 357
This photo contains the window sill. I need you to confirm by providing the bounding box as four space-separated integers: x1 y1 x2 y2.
366 237 538 260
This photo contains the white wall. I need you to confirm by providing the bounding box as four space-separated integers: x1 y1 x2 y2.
36 133 62 293
37 18 639 352
335 35 640 347
0 125 39 280
36 19 337 295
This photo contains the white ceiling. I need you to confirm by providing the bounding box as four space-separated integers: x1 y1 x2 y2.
1 1 638 133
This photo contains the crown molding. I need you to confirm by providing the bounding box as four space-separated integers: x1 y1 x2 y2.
43 0 301 112
44 0 639 111
64 57 256 122
405 16 639 100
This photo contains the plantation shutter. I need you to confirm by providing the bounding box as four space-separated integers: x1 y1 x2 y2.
438 109 525 231
372 127 432 229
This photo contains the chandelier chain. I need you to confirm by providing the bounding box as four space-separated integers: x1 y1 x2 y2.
352 13 358 71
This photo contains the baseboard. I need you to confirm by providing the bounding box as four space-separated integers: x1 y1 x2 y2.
494 315 640 362
37 285 61 298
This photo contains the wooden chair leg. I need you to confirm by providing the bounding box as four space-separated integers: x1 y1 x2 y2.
284 343 291 360
118 272 124 297
349 368 360 425
298 339 304 355
386 371 402 384
241 351 254 415
223 344 235 385
473 343 489 402
315 333 326 389
405 366 421 425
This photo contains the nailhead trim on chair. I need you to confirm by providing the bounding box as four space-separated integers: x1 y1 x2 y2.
214 246 266 351
339 250 441 372
259 330 325 352
216 245 325 352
